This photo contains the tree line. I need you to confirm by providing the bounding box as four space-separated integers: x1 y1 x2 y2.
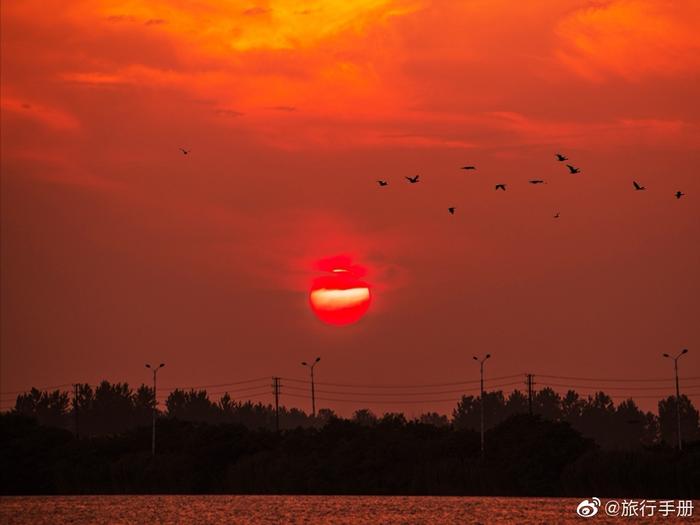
2 412 698 496
8 381 700 449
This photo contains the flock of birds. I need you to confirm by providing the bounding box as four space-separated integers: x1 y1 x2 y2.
372 152 687 217
175 147 687 218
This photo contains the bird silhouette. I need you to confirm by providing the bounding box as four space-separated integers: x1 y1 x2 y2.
633 181 646 191
179 148 190 155
448 207 456 215
406 175 420 184
566 164 580 174
495 184 506 191
553 212 560 218
555 153 568 161
529 179 545 184
675 191 685 199
461 166 476 170
377 180 388 186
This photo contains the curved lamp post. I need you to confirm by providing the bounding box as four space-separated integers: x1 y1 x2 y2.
145 363 165 456
301 357 321 418
662 349 688 451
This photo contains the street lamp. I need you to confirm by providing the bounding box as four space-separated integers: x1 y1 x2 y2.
145 363 165 456
301 357 321 418
473 353 491 457
663 349 688 451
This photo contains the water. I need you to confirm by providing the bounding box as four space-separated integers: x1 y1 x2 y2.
0 495 690 524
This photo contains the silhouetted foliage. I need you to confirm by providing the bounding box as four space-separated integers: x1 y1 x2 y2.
2 413 698 497
658 395 700 446
352 408 378 427
14 388 70 430
8 381 700 452
418 412 449 427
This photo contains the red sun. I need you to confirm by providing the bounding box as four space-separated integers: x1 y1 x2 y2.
309 257 371 326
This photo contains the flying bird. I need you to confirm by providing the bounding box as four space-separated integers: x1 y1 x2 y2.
633 181 646 191
495 184 506 191
553 212 560 219
377 180 388 186
461 166 476 170
555 153 568 161
179 148 190 155
566 164 580 174
448 207 456 215
529 179 545 184
406 175 420 184
675 191 685 199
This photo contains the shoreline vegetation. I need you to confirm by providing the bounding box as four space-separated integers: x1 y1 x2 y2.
1 381 699 497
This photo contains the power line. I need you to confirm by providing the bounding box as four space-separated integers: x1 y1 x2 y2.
204 389 271 398
555 392 700 400
537 382 700 391
0 383 74 396
281 380 523 397
282 392 464 404
0 378 271 397
159 383 270 394
3 375 700 406
536 374 700 383
157 377 270 390
278 374 524 389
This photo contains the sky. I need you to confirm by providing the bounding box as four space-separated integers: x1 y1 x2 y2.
1 0 699 416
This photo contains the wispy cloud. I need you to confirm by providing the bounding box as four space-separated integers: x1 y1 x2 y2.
555 0 700 80
1 96 80 130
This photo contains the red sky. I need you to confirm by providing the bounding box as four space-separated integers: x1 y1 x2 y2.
2 0 699 415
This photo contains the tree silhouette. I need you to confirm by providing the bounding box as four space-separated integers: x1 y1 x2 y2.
316 408 338 425
418 412 449 427
453 391 508 431
504 389 528 417
8 380 700 451
561 390 584 421
14 388 69 430
352 408 378 426
610 398 650 449
166 389 219 423
533 387 562 420
658 395 700 446
90 381 136 435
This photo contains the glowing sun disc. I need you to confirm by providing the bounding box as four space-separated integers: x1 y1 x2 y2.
309 264 371 326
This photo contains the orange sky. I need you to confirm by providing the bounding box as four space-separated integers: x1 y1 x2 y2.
2 0 699 415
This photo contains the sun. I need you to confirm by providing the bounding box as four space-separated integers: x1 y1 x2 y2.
309 259 371 326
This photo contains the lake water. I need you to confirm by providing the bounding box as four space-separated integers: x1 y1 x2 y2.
0 495 692 524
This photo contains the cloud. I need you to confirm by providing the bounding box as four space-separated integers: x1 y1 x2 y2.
60 72 129 86
1 96 80 130
556 0 700 80
94 0 421 52
214 108 245 117
243 6 270 17
484 111 700 149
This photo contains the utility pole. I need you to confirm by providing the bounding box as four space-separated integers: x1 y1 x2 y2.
145 363 165 456
73 383 80 439
525 374 534 416
663 349 689 451
272 377 281 432
473 353 491 457
301 357 321 418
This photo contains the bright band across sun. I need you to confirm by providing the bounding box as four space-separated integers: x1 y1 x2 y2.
310 287 371 311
